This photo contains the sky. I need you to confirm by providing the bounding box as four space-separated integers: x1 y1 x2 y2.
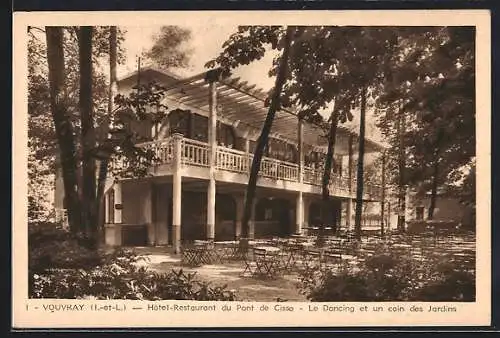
118 25 382 144
119 25 277 91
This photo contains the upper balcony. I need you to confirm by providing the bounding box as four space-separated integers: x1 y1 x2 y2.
131 135 383 201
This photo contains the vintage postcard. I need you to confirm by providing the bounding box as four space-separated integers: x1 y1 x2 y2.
12 10 490 328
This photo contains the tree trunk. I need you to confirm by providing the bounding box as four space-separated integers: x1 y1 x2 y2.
240 26 294 248
319 109 339 243
45 27 81 233
95 26 117 244
354 86 367 240
397 101 406 233
428 157 440 220
78 26 97 246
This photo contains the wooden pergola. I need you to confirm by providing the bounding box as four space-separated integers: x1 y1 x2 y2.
118 67 386 156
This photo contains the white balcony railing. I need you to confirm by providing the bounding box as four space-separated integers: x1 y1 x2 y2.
216 146 249 173
135 136 382 200
182 138 210 167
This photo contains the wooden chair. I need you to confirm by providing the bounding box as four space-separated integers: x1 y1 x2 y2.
322 247 343 270
253 247 281 279
240 247 256 277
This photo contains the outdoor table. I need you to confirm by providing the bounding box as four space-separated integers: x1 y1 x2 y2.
255 246 281 253
182 246 209 266
193 240 216 264
214 241 239 262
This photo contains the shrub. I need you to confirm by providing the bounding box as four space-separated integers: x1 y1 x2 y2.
297 242 475 302
31 250 237 301
29 222 103 274
414 262 475 301
29 222 238 301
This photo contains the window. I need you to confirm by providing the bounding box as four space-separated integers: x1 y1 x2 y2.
192 113 208 141
416 206 424 220
217 122 236 148
168 109 190 136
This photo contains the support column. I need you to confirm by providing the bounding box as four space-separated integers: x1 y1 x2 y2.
298 118 304 182
114 181 122 223
207 180 216 240
346 199 353 232
112 181 123 246
296 191 304 235
206 76 217 241
172 133 183 254
346 134 354 231
244 136 250 172
296 118 305 235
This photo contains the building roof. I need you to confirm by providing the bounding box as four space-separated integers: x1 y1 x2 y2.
118 67 387 155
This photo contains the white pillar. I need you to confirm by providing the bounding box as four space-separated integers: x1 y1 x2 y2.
172 133 183 253
244 137 251 173
298 118 304 182
207 78 217 241
296 191 304 235
244 138 250 153
346 134 354 231
346 199 353 232
114 181 122 223
207 180 216 240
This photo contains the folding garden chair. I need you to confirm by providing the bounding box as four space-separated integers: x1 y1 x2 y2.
253 247 281 279
322 247 343 270
240 247 256 277
181 246 206 267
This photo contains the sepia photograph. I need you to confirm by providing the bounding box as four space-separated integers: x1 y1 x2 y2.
13 10 490 328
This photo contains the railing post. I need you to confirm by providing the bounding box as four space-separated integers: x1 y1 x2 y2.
172 133 183 253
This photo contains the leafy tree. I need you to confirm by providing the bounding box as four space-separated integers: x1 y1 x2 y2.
281 27 354 238
27 26 127 223
43 26 169 246
377 26 475 221
45 26 82 230
206 26 294 247
95 26 118 241
321 27 400 239
28 29 56 220
143 26 193 69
